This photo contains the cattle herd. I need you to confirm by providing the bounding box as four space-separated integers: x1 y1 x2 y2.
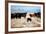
11 13 27 19
11 12 40 22
11 12 41 27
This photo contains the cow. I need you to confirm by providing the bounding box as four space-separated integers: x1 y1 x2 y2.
11 13 27 19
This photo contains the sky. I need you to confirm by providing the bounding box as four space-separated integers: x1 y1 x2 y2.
11 5 41 13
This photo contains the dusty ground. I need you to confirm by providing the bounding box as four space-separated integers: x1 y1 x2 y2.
11 16 41 28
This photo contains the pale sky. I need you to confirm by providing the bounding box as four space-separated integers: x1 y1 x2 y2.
11 5 41 13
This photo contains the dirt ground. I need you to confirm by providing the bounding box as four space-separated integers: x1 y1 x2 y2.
11 16 41 28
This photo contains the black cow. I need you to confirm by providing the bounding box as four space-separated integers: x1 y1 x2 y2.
34 12 41 18
11 13 27 19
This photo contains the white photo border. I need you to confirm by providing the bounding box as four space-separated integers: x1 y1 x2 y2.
8 3 43 32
